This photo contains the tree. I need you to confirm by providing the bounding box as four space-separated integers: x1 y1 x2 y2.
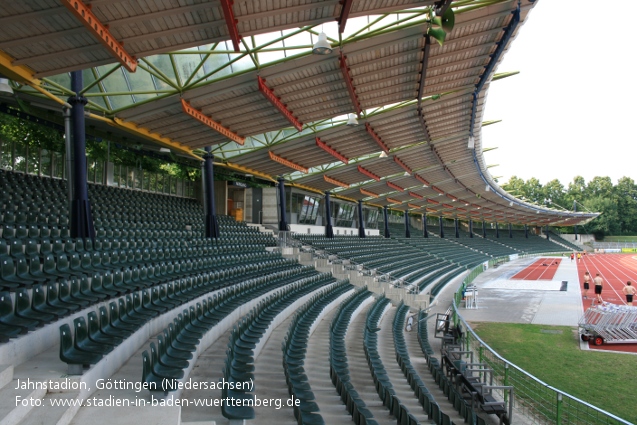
586 176 614 199
524 177 544 204
565 176 586 206
542 179 566 210
584 196 620 238
614 177 637 234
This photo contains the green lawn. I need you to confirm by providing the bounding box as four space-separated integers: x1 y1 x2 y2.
603 236 637 243
471 322 636 422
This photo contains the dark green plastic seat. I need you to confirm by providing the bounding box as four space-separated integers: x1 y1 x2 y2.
87 311 123 346
0 321 23 342
149 343 184 379
117 298 145 327
165 326 196 352
15 288 54 325
45 282 80 313
1 258 22 290
98 306 132 338
73 317 114 354
108 301 138 333
0 291 39 331
157 333 192 360
141 350 173 395
59 324 103 369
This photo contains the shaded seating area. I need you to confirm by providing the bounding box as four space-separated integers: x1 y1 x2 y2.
0 170 283 343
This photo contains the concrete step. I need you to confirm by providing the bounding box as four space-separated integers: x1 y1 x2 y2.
253 316 297 424
0 364 13 390
0 382 46 425
181 281 342 424
377 307 429 423
345 302 394 425
20 393 78 425
247 223 275 235
180 329 232 424
305 308 352 425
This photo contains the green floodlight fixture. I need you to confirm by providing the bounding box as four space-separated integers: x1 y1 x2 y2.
428 7 455 45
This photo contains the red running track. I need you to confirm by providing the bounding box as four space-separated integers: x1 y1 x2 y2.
577 253 637 352
511 258 561 280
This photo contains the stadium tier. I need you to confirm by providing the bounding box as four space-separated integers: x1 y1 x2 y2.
0 170 462 425
0 168 574 425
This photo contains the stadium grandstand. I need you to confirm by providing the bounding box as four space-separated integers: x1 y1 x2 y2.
1 1 623 425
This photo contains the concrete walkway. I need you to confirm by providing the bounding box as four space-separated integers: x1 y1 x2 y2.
456 256 584 326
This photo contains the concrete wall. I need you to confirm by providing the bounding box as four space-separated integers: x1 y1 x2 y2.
262 187 279 226
245 188 254 223
559 234 595 244
214 180 227 215
289 223 380 236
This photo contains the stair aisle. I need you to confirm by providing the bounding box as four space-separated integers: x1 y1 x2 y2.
304 308 352 425
403 315 465 424
69 338 181 425
252 315 297 424
180 328 233 423
376 307 428 423
346 303 393 425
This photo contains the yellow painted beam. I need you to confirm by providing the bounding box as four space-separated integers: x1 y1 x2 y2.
222 161 276 183
332 194 358 203
111 117 202 161
288 182 323 195
0 51 72 108
0 51 37 83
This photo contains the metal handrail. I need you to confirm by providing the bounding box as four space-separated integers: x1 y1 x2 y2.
452 259 633 425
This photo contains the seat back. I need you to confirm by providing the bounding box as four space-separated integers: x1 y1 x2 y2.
98 306 110 330
10 239 25 257
141 350 152 381
109 302 121 325
31 284 47 308
74 317 90 344
14 288 32 315
0 291 15 317
87 311 101 337
1 258 18 281
59 324 74 355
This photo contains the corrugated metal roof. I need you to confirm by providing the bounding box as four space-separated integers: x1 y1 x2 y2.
0 0 599 225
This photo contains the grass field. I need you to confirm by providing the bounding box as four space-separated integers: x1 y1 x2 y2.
603 236 637 243
471 322 635 422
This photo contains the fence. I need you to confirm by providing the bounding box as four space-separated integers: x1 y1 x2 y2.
452 258 632 425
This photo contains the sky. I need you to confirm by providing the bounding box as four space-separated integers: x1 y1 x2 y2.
481 0 636 187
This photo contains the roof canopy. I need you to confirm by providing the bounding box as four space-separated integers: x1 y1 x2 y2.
0 0 598 226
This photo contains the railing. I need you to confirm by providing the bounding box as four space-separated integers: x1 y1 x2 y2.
451 257 632 425
288 234 464 295
0 138 196 198
289 234 421 292
593 242 637 250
